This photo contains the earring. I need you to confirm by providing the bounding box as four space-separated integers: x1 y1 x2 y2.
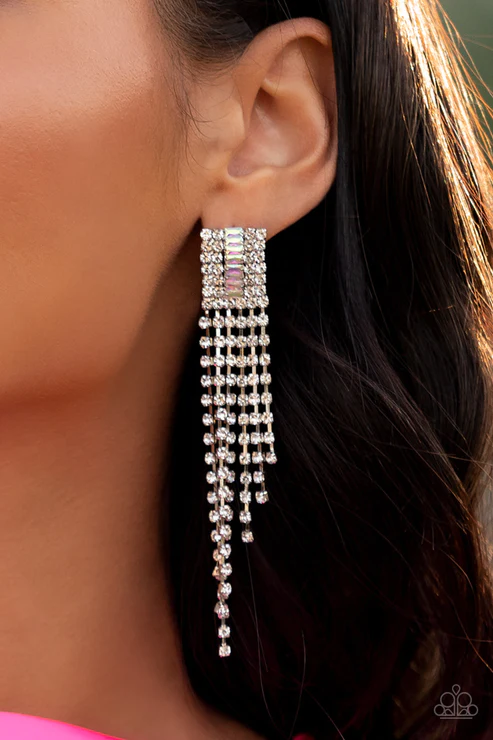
198 226 277 658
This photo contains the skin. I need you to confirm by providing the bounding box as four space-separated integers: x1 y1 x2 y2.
0 1 338 739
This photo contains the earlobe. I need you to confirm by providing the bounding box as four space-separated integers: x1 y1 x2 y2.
201 17 338 237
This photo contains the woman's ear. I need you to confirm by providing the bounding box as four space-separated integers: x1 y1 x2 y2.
194 17 338 237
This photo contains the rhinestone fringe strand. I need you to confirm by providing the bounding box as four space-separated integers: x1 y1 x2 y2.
198 227 277 658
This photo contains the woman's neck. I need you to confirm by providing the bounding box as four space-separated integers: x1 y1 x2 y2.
0 239 251 740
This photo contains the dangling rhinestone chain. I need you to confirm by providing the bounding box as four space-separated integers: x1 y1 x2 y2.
198 227 277 657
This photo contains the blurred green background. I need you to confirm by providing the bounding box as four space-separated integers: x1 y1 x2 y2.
442 0 492 134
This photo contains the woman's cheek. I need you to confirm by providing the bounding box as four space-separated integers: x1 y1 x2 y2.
0 0 177 398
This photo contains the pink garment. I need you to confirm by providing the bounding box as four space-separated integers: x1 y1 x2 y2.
0 713 313 740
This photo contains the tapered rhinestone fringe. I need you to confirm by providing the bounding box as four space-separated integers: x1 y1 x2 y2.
199 226 277 658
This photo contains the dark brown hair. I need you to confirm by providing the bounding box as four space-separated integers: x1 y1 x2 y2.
155 0 493 737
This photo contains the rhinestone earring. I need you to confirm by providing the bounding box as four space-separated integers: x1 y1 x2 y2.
198 226 277 658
